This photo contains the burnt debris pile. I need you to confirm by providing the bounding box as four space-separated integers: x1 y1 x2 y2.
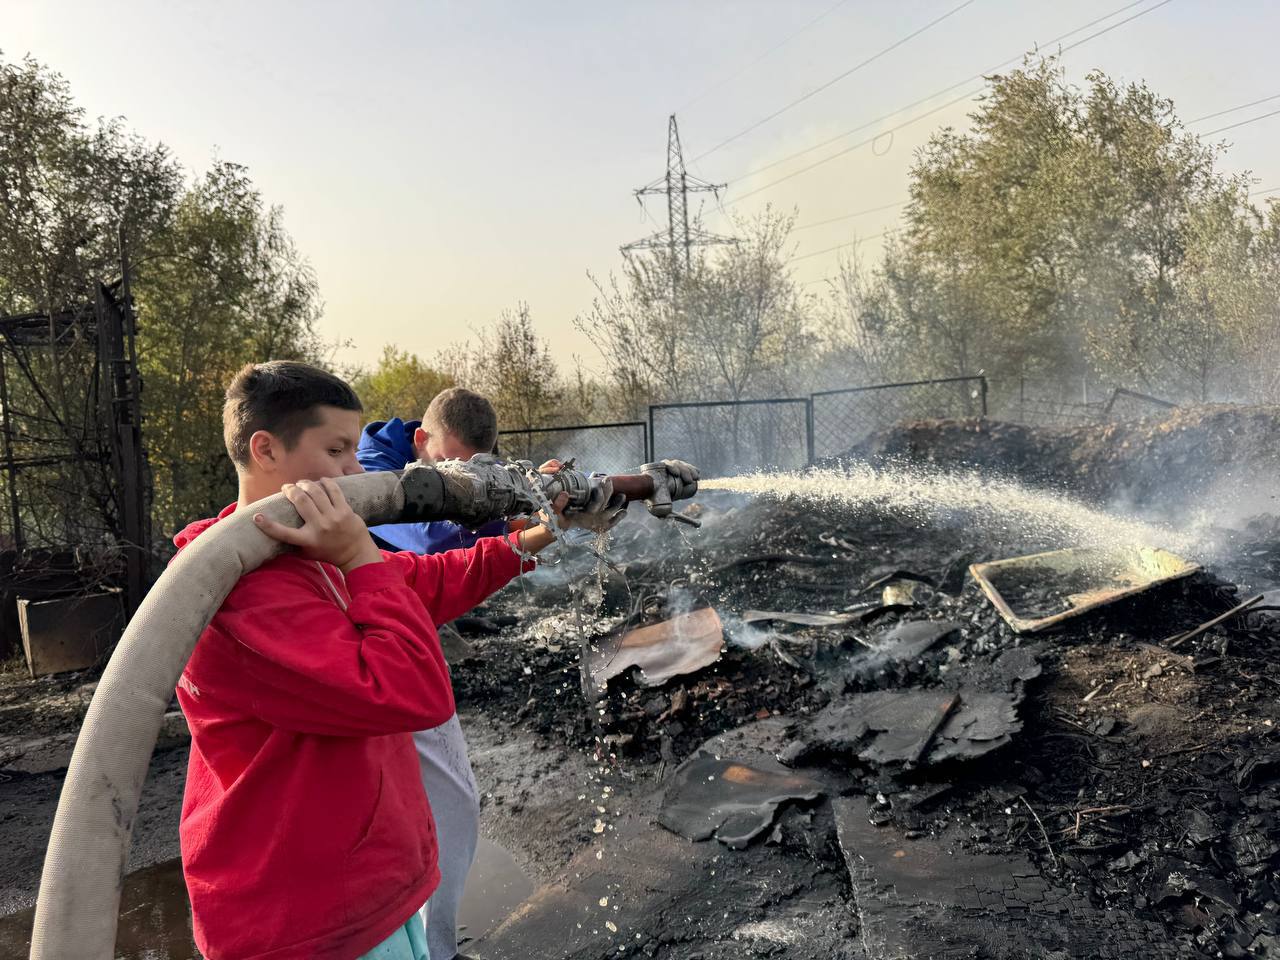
454 433 1280 957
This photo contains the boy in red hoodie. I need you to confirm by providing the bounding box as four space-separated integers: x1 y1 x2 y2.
174 361 585 960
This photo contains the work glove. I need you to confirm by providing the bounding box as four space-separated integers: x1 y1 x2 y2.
640 459 700 518
557 475 628 533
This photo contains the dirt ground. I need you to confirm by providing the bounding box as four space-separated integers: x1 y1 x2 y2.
3 455 1280 957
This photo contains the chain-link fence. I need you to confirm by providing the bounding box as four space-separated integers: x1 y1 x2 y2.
497 421 648 476
649 399 814 478
503 376 1178 482
811 376 987 459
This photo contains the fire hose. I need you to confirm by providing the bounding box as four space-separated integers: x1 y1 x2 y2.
29 458 697 960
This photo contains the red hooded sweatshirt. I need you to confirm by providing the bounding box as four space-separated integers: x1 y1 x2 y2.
173 504 532 960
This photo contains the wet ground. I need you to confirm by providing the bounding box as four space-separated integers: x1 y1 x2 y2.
0 711 544 959
3 483 1280 958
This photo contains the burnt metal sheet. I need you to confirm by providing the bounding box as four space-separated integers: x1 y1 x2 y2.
659 753 825 848
872 619 960 659
970 545 1200 633
582 607 724 700
18 592 122 677
790 687 1021 767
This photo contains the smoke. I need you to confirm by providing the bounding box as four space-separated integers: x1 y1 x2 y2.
722 616 780 652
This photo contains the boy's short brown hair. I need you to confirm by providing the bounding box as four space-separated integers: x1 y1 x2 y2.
223 361 362 467
424 387 498 453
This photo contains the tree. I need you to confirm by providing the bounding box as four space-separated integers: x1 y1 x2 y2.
577 208 815 471
134 163 327 536
878 57 1252 402
0 54 328 549
459 303 564 431
351 345 454 421
814 249 899 386
577 207 813 413
0 55 181 554
0 55 180 319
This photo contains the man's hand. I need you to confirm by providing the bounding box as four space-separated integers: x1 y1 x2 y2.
537 459 563 474
658 459 698 500
641 459 700 518
253 478 383 574
558 476 627 532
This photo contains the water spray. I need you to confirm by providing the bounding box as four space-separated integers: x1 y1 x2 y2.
700 462 1195 554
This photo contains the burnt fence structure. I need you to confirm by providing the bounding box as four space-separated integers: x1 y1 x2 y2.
0 273 150 665
986 378 1179 427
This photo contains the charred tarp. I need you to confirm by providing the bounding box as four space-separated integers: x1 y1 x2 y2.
658 754 824 848
785 644 1040 768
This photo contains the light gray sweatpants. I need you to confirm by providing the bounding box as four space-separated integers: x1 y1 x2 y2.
414 713 480 960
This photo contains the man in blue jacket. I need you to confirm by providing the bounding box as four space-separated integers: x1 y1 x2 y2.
358 389 515 554
357 386 545 960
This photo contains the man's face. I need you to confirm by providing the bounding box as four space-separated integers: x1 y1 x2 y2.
264 406 365 484
415 424 479 463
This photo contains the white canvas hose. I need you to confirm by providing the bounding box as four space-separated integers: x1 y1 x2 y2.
29 470 412 959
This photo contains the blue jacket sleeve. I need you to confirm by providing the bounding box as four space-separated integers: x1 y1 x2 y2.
369 518 510 555
420 519 509 554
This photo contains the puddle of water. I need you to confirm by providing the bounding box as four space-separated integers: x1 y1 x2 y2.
0 838 532 959
459 837 535 942
0 858 196 959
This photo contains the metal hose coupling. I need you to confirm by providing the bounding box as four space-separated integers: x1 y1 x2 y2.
396 455 701 528
398 455 543 529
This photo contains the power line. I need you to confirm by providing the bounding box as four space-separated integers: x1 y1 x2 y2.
674 0 853 115
792 227 902 263
1201 107 1280 137
722 0 1176 207
732 89 982 204
1250 186 1280 197
721 0 1154 189
1186 93 1280 126
721 0 1162 197
794 199 909 231
690 0 980 164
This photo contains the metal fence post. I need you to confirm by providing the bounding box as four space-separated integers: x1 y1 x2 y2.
647 405 655 463
980 376 988 417
804 398 815 466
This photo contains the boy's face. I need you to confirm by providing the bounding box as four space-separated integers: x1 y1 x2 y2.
251 405 365 485
413 424 479 463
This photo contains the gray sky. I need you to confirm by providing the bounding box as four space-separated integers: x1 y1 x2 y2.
7 0 1279 374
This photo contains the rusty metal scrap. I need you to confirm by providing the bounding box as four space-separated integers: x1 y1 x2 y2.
970 545 1200 633
581 607 724 700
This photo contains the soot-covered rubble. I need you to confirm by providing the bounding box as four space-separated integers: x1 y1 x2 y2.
453 473 1280 959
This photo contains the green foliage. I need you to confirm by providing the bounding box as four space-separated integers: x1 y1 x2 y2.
134 163 326 535
350 345 453 422
859 56 1275 403
444 304 565 430
0 54 326 547
0 55 180 316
